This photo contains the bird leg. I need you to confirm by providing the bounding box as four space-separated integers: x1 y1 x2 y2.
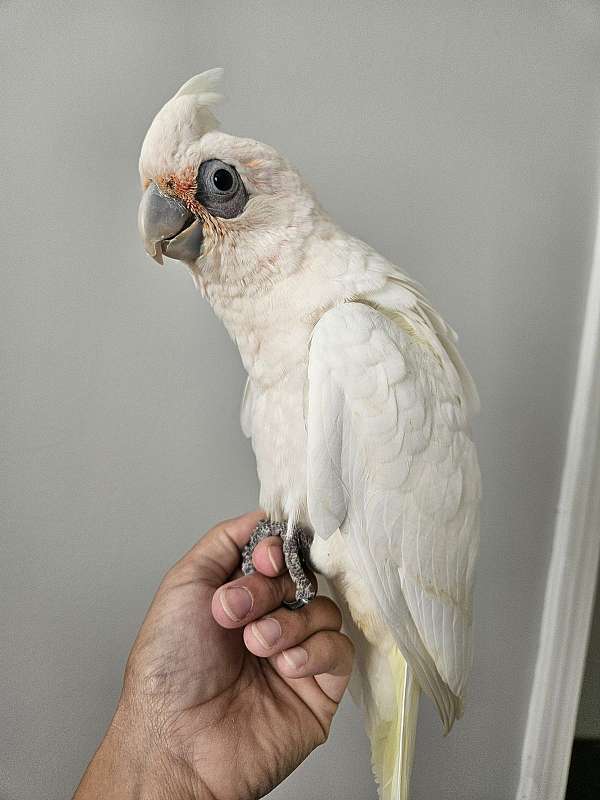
241 519 315 609
282 526 315 609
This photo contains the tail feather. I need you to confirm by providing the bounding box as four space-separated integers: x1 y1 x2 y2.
318 572 424 799
369 647 420 800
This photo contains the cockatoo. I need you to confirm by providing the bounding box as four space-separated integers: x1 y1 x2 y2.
137 69 480 800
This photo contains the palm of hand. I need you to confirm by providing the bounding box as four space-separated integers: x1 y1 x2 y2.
123 513 353 800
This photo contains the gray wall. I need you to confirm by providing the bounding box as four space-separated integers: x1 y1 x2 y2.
1 2 599 799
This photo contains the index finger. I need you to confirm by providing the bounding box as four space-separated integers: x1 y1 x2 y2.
252 537 286 577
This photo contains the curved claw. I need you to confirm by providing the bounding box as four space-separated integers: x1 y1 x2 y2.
283 596 313 610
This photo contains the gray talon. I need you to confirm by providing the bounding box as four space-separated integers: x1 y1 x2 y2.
241 519 314 608
283 596 312 610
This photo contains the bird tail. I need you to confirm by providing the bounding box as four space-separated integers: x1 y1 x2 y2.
368 646 420 800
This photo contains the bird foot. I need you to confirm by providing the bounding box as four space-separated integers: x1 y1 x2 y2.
241 519 315 609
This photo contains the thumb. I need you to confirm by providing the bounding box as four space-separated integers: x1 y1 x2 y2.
166 511 266 587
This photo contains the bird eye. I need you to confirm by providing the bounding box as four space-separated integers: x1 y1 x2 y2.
195 159 247 219
213 168 234 192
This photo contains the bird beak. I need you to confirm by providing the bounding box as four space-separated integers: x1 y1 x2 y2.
138 182 204 265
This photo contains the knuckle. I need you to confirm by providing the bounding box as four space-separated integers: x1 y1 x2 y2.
275 573 295 603
323 631 353 674
304 597 342 633
297 603 316 635
324 633 340 664
267 577 283 607
248 572 283 612
213 516 234 534
160 559 197 589
122 653 140 691
314 722 330 747
303 600 322 633
338 631 354 655
321 596 343 627
340 633 355 665
160 562 182 588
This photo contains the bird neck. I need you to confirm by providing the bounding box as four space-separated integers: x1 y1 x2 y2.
191 213 324 384
195 216 395 386
208 265 330 387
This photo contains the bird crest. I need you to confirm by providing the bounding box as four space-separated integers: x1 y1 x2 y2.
173 67 224 108
139 68 224 177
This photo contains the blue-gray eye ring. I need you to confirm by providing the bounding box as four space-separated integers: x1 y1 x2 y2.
195 159 247 219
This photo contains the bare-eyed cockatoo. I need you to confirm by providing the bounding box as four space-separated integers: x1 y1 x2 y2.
137 69 481 800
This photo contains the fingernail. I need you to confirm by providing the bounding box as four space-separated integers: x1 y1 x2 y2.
267 544 284 573
281 646 308 669
220 587 253 621
252 617 282 648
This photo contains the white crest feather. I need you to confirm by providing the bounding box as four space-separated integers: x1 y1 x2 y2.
139 68 224 178
173 67 224 106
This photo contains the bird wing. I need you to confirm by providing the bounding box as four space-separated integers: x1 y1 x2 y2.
240 377 254 438
306 301 480 729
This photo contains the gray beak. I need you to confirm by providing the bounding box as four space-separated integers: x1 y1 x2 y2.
137 182 204 265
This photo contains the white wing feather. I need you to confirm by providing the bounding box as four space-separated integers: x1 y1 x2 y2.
240 377 254 438
307 302 480 728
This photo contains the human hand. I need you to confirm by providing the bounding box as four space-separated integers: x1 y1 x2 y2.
73 512 354 800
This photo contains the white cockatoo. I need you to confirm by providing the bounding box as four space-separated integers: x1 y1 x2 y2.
137 69 481 800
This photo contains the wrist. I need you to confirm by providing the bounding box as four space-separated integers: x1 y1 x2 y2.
73 700 201 800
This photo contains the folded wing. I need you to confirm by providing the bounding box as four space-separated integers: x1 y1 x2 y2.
307 302 480 730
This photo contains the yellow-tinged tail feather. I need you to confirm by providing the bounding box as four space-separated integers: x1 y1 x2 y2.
369 647 420 800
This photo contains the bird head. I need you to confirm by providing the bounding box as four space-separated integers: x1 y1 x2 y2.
138 69 315 284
